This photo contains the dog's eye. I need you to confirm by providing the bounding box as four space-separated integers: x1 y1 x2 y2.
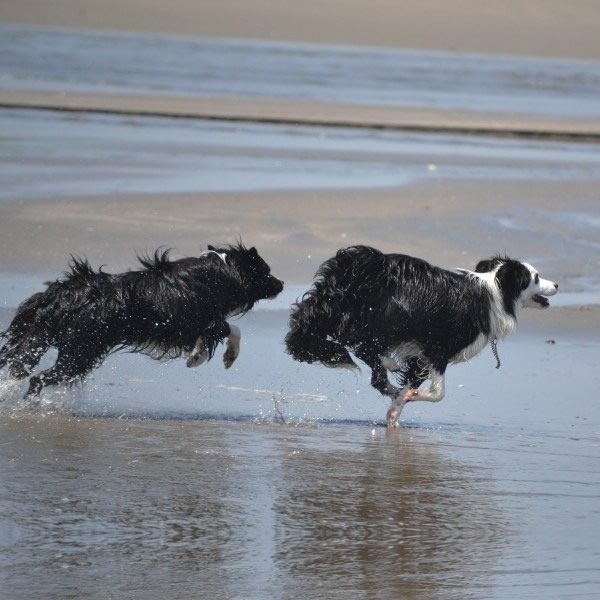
534 274 539 284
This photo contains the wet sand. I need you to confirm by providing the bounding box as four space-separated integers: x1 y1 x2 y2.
4 181 600 289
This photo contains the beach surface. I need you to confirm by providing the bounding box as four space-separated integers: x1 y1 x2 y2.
1 6 600 599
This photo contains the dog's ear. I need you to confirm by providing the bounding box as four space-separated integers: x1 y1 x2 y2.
207 244 216 251
475 257 502 273
495 261 531 316
497 261 531 292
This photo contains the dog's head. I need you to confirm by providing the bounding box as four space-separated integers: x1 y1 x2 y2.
209 244 284 301
475 256 558 315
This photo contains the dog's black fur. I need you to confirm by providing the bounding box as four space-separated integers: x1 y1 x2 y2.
285 245 548 405
0 244 283 397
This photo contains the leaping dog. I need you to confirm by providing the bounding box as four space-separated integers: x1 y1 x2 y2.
0 244 283 397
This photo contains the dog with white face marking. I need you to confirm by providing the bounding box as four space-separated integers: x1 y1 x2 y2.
0 244 283 398
285 246 557 427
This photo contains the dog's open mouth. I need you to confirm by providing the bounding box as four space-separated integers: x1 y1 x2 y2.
532 294 550 308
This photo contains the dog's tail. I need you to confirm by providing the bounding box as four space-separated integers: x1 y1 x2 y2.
0 257 101 376
285 246 385 369
285 293 356 368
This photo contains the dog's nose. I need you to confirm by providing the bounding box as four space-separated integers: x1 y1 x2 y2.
554 283 559 290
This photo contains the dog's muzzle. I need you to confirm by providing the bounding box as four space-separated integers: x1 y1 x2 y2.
265 276 284 298
531 280 558 308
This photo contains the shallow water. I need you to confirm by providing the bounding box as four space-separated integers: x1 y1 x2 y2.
2 24 600 118
1 308 600 599
3 415 597 600
3 108 600 202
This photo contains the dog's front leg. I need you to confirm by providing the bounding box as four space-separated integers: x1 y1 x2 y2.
222 324 240 369
387 374 445 427
387 363 447 427
186 322 240 369
186 321 227 368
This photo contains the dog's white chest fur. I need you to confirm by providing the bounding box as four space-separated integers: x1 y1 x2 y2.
449 333 488 364
380 341 423 371
382 332 491 371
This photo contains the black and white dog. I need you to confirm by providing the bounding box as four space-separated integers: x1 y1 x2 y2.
0 244 283 397
285 246 557 426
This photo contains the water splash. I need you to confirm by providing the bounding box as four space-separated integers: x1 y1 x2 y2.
0 375 23 409
0 375 76 415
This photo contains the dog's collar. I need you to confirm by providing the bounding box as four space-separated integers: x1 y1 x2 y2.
201 250 227 264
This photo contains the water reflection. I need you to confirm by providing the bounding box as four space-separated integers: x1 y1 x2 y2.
0 417 509 599
273 430 507 599
0 416 240 598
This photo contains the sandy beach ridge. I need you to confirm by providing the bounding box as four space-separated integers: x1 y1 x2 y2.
2 90 600 141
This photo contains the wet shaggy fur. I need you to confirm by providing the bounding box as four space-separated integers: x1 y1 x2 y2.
0 244 283 397
285 245 557 425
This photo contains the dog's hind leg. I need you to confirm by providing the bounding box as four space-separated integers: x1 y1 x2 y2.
0 337 50 379
285 305 357 369
186 336 210 368
371 363 401 398
25 345 106 398
354 345 401 397
0 345 8 370
7 337 50 380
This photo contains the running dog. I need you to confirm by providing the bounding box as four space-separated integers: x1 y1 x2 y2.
285 246 557 426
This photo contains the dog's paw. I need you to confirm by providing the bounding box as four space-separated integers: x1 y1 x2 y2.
223 345 239 369
386 406 400 428
186 349 209 368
